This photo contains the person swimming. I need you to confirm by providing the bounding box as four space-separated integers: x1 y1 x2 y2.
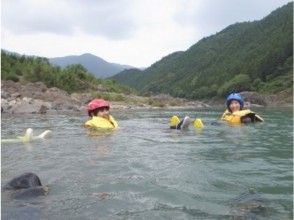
170 116 204 129
221 93 264 125
84 99 118 129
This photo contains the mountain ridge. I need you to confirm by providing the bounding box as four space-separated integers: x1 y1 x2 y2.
111 2 293 99
49 53 134 78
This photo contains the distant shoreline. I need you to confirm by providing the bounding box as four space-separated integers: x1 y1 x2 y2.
1 80 292 115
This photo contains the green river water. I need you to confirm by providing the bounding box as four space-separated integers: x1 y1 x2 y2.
1 107 293 219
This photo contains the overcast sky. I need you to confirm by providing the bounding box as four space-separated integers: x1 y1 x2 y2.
1 0 291 67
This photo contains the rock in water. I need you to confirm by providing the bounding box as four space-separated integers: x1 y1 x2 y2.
38 105 48 114
4 173 48 199
229 190 269 220
4 173 42 190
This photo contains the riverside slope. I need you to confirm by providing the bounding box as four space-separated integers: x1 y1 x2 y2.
111 3 293 100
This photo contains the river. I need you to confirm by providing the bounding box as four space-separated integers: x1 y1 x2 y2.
1 107 293 219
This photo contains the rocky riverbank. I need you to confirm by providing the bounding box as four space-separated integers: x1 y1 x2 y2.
1 81 209 114
1 81 292 114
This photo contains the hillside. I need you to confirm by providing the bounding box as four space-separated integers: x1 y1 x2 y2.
1 50 133 94
49 53 133 78
111 2 293 99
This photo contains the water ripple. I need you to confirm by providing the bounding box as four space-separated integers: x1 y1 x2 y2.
1 108 292 219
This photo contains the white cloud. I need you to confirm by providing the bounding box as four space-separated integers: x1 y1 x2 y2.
174 0 291 37
2 0 136 38
1 0 291 67
2 0 73 34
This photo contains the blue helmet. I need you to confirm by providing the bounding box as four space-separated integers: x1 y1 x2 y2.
226 93 244 109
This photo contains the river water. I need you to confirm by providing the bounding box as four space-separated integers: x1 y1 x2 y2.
1 108 293 219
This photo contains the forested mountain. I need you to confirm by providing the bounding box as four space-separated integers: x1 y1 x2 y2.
49 53 133 78
111 2 293 99
1 50 132 94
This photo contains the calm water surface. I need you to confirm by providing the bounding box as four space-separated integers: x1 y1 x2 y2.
1 108 293 219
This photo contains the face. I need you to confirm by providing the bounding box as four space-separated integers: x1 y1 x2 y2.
229 100 241 113
97 107 110 119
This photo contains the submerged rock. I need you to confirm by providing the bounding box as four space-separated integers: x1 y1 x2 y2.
4 173 48 199
4 173 42 190
229 190 270 220
13 186 49 199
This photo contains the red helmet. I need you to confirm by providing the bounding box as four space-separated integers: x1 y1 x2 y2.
87 99 109 111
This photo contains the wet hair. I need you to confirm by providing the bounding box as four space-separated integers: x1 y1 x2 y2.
88 106 110 117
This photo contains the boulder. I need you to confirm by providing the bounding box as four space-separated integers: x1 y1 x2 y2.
1 99 9 112
1 80 21 94
4 173 48 200
240 91 267 106
9 97 51 114
38 105 48 114
4 173 42 190
1 80 84 114
1 91 10 99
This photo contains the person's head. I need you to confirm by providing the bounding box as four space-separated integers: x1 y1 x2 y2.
226 93 244 113
87 99 110 119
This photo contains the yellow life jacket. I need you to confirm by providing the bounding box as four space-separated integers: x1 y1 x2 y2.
170 115 180 127
221 109 264 125
85 115 118 129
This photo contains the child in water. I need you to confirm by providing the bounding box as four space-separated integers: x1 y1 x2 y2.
221 93 263 124
84 99 118 129
170 116 203 129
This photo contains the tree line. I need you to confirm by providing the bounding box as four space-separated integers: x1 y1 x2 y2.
1 50 133 94
111 2 293 99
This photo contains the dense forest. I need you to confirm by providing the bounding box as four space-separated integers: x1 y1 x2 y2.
111 2 293 99
1 50 132 94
